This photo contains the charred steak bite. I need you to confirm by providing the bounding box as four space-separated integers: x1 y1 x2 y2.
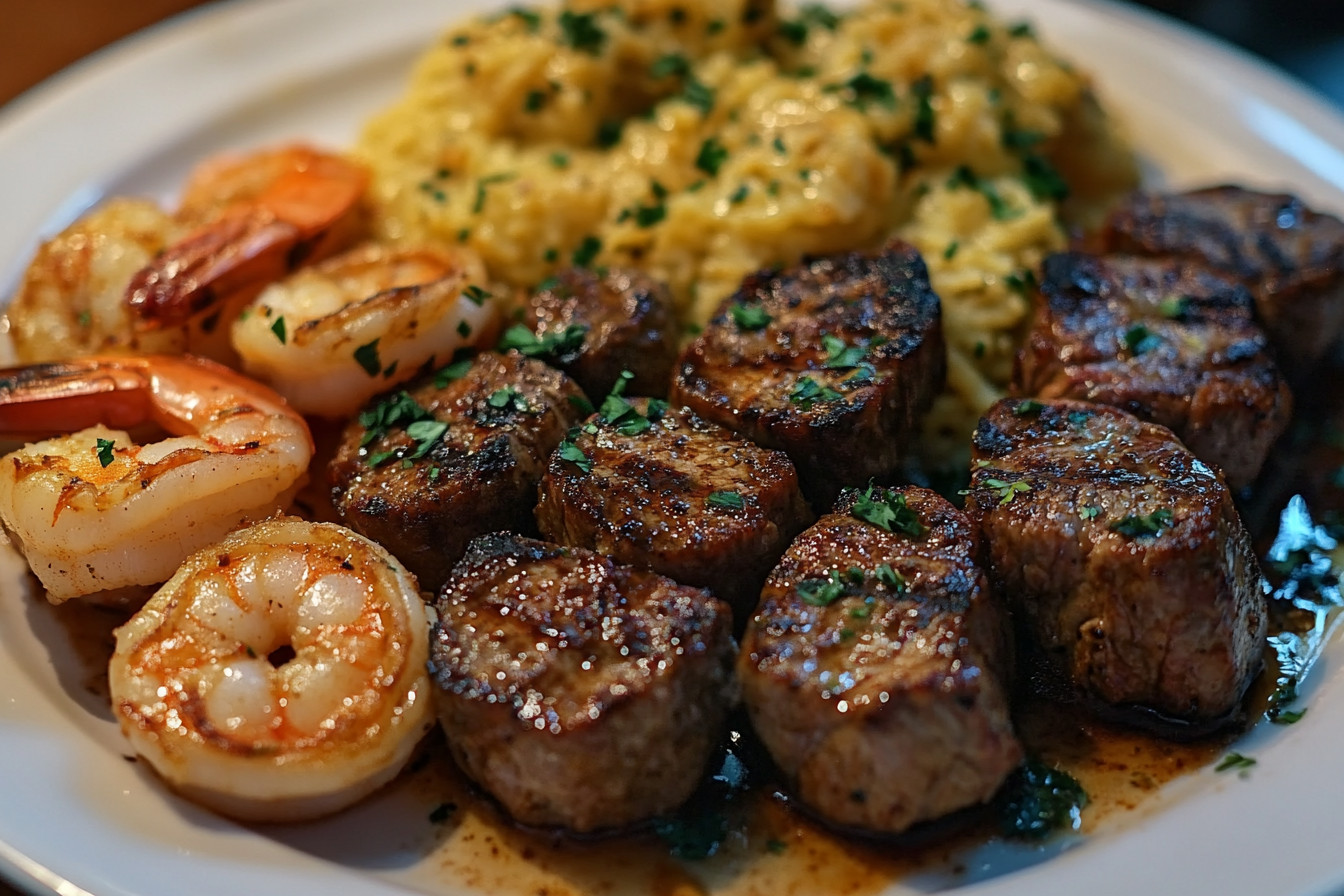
535 382 812 621
739 485 1021 835
500 266 679 400
328 352 586 592
428 533 737 834
1097 185 1344 379
1015 251 1291 490
966 398 1267 731
670 240 945 507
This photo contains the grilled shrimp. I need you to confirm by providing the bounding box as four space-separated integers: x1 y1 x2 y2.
230 243 500 418
7 145 368 365
109 518 434 822
0 355 313 604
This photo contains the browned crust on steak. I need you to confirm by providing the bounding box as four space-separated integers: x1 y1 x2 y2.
536 401 812 621
428 533 737 833
328 352 586 592
670 240 945 507
1097 185 1344 378
518 266 679 399
1014 251 1292 489
739 486 1021 834
966 398 1267 729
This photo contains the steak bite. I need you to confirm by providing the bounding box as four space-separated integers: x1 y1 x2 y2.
428 533 737 834
966 398 1267 731
1097 185 1344 378
739 485 1021 835
670 240 945 507
535 389 812 621
1014 251 1291 489
503 266 679 399
328 352 586 592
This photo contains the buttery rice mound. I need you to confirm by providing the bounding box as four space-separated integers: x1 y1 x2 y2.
355 0 1138 462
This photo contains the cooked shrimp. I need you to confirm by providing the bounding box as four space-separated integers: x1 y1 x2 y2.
0 355 313 605
108 518 434 822
7 199 186 363
129 144 370 328
6 145 367 365
229 242 500 418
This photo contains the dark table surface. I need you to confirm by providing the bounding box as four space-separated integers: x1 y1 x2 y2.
0 1 1340 895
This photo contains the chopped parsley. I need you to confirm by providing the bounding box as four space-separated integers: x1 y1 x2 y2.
1214 752 1256 773
1079 504 1102 520
874 562 906 591
1123 323 1161 357
650 53 690 79
681 78 716 115
463 284 491 306
850 483 926 536
269 315 287 344
557 437 592 473
911 75 936 142
967 23 992 43
729 301 772 331
571 235 602 267
707 490 745 511
95 438 116 468
497 322 589 360
487 387 529 413
434 354 474 386
798 570 847 606
1013 399 1044 416
1158 295 1191 320
1022 153 1069 201
695 137 729 177
984 477 1031 505
776 6 840 45
830 71 896 110
472 172 515 214
558 10 607 54
549 151 570 169
821 334 867 370
788 376 843 409
353 339 382 376
597 370 667 436
1109 508 1174 538
943 240 960 260
947 165 1016 219
999 759 1088 839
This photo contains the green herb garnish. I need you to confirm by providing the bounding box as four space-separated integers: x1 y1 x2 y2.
558 10 606 54
1109 509 1174 538
850 484 926 536
95 438 116 468
1215 752 1256 773
729 302 772 331
999 759 1088 839
497 323 588 360
707 490 745 511
353 339 382 376
788 376 843 409
270 315 287 344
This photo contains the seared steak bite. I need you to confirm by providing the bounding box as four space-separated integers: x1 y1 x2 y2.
739 485 1021 835
428 533 737 834
1098 185 1344 378
328 352 586 592
1015 251 1291 489
966 398 1267 731
670 240 945 507
535 391 812 621
503 266 679 399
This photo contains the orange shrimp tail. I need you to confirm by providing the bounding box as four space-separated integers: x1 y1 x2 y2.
126 148 370 328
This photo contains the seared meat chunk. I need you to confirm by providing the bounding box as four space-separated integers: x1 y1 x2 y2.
1098 185 1344 378
428 533 736 834
739 485 1021 834
536 396 812 621
670 240 945 506
1015 251 1291 489
966 398 1267 731
505 266 679 399
328 352 585 592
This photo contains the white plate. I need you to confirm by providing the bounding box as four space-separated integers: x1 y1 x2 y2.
2 1 1344 895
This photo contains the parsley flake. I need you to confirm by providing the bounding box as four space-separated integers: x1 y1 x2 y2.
270 315 287 344
463 284 491 306
1109 509 1174 538
984 477 1031 505
695 137 729 177
850 484 926 536
729 302 772 331
571 235 602 267
822 334 867 369
558 10 607 54
911 75 936 142
95 438 116 468
1215 752 1256 773
707 490 745 511
788 376 843 409
557 438 592 473
798 571 846 606
497 323 588 361
354 339 382 377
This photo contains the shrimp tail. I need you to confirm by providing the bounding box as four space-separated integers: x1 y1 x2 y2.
0 359 152 441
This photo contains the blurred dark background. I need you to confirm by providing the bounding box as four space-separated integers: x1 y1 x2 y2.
1137 0 1344 108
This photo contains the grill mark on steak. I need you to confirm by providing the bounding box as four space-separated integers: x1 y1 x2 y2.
670 239 945 507
1014 251 1292 489
966 398 1267 733
328 352 586 592
739 486 1021 835
428 532 736 834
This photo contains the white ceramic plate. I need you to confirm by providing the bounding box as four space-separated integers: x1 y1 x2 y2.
3 1 1344 895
